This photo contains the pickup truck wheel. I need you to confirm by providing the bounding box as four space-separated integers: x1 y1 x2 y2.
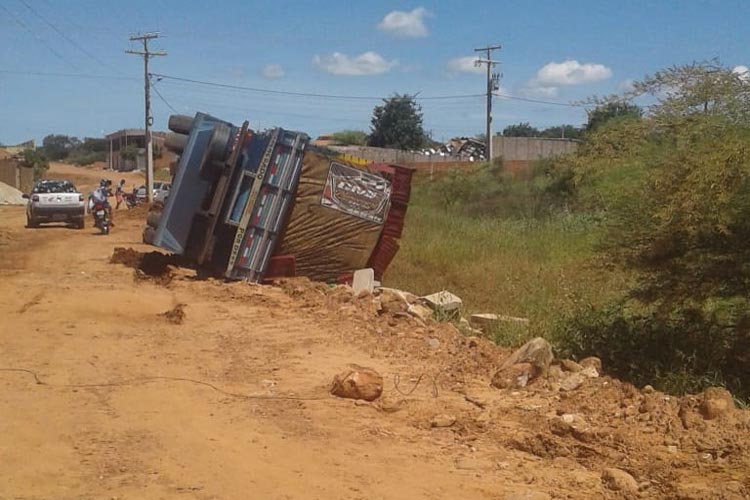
76 218 85 230
26 215 38 228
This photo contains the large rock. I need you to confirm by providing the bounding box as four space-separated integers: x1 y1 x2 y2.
470 313 529 332
422 290 462 312
560 359 583 373
699 387 735 420
407 303 433 322
491 362 535 389
601 467 638 493
492 338 555 390
579 356 602 373
560 373 585 392
330 366 383 402
497 337 553 375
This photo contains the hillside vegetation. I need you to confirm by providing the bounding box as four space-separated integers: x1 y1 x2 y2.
387 61 750 401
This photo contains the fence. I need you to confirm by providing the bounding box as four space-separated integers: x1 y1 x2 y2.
0 159 34 193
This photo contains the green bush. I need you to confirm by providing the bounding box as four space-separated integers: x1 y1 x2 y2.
20 149 49 181
421 159 578 219
554 299 749 400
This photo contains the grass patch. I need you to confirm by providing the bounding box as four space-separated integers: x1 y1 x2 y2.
384 174 631 347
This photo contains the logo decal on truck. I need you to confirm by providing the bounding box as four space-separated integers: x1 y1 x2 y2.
321 162 391 224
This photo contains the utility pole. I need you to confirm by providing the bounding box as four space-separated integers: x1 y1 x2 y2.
126 32 166 204
474 44 501 162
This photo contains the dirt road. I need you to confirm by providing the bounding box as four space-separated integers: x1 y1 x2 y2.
1 164 749 499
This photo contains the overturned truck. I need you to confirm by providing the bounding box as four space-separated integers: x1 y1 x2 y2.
145 113 414 283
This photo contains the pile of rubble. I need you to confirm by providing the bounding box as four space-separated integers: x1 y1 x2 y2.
417 137 487 162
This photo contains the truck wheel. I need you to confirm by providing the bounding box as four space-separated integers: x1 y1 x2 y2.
168 114 194 134
76 218 85 230
199 123 231 180
26 215 38 228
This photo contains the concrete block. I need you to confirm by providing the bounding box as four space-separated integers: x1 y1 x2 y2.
422 290 462 312
352 268 375 294
470 313 529 332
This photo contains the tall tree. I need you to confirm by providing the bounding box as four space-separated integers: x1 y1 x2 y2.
41 134 81 160
502 122 540 137
585 101 642 131
369 94 425 150
539 125 583 140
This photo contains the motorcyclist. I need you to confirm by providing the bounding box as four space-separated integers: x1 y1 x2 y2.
89 179 114 226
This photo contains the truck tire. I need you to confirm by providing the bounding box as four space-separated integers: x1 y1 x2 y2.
168 114 194 134
165 132 188 154
199 123 231 180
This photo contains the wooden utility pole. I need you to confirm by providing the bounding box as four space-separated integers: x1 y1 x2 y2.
474 44 501 162
126 32 166 204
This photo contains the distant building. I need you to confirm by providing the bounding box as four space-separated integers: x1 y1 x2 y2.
310 133 335 147
105 129 165 171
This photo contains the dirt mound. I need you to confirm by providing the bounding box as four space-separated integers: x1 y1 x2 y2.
110 247 186 285
0 182 26 205
116 203 149 221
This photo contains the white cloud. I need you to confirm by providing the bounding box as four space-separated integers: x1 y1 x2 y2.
733 65 749 82
313 51 397 76
259 64 285 79
377 7 429 38
522 59 612 98
446 56 483 75
535 60 612 86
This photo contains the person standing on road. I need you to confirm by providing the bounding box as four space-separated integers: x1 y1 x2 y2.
115 179 125 209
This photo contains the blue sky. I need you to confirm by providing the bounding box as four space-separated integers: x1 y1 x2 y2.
1 0 748 144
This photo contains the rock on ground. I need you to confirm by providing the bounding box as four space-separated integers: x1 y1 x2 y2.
422 290 462 312
330 366 383 402
492 362 535 389
559 373 586 392
496 337 553 375
601 467 638 493
579 356 602 373
430 414 456 428
699 387 735 420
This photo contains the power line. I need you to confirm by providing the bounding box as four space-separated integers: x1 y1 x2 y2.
151 73 485 101
494 92 583 108
0 2 77 69
16 0 123 74
0 69 136 81
151 78 179 113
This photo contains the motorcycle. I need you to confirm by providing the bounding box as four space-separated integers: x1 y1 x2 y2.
123 191 139 209
92 202 111 235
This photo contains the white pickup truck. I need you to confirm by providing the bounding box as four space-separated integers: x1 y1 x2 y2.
24 179 86 229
